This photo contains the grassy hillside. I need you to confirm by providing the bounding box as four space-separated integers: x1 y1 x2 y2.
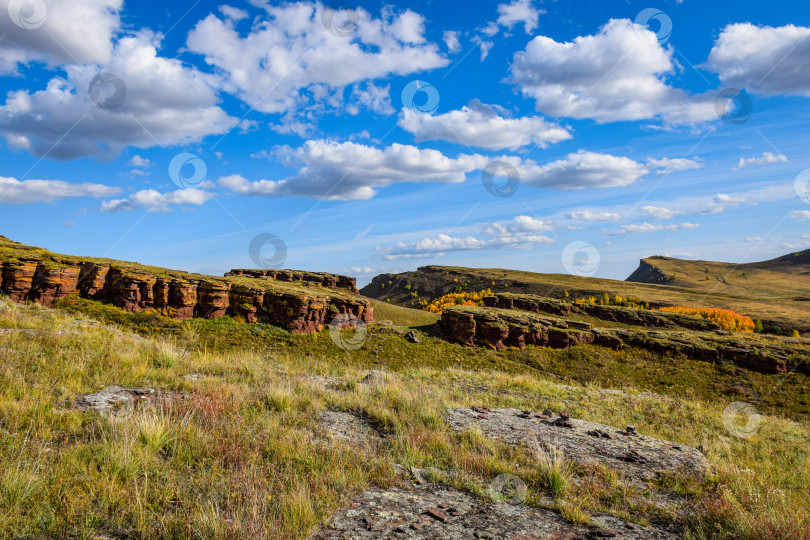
0 295 809 538
626 250 810 301
361 264 810 334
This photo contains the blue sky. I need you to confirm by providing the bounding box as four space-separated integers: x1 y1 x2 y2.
1 0 809 285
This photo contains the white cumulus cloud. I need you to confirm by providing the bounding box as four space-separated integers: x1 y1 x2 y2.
186 2 448 115
496 0 544 34
100 189 214 213
377 215 555 260
0 32 237 160
734 151 788 170
567 210 622 222
0 176 119 204
0 0 122 73
646 157 703 174
707 23 810 97
514 150 649 190
398 100 571 151
510 19 716 124
219 140 487 201
640 205 680 220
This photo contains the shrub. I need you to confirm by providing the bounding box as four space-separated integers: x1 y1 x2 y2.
658 306 755 333
422 289 494 313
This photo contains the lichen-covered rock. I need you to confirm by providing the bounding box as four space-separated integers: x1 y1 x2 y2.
315 483 676 539
168 279 197 319
1 258 39 302
195 280 230 319
318 410 384 448
29 261 81 306
72 386 156 416
446 408 711 481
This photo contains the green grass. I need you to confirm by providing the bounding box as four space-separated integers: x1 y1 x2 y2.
1 296 809 539
368 299 440 328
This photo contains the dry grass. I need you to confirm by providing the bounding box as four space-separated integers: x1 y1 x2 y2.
0 297 808 539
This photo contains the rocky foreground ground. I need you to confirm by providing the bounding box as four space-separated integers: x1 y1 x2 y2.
68 374 708 539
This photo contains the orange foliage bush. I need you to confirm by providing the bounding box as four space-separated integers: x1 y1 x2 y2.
422 289 493 313
657 306 755 333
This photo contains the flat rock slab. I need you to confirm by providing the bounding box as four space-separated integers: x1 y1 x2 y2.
318 410 385 448
315 483 675 539
73 386 182 417
446 408 710 482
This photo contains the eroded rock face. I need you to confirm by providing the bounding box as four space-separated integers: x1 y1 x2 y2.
1 258 39 302
441 306 808 375
446 408 711 482
315 483 676 539
226 268 358 292
0 238 372 334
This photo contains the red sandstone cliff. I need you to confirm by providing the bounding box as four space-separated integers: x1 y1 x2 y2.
0 236 371 334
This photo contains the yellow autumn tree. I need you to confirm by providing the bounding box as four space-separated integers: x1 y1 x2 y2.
423 289 494 313
657 306 755 333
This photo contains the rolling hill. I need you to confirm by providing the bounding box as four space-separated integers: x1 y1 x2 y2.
626 249 810 301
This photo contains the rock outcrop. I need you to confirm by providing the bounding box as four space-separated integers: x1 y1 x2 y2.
316 482 676 539
441 306 809 375
445 408 710 481
0 237 371 334
483 293 720 332
226 269 358 292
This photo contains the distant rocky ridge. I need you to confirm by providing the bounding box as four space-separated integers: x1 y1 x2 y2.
0 236 371 333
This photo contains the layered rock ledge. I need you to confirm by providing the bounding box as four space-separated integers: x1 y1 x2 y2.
483 292 720 332
0 236 371 333
441 306 809 374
